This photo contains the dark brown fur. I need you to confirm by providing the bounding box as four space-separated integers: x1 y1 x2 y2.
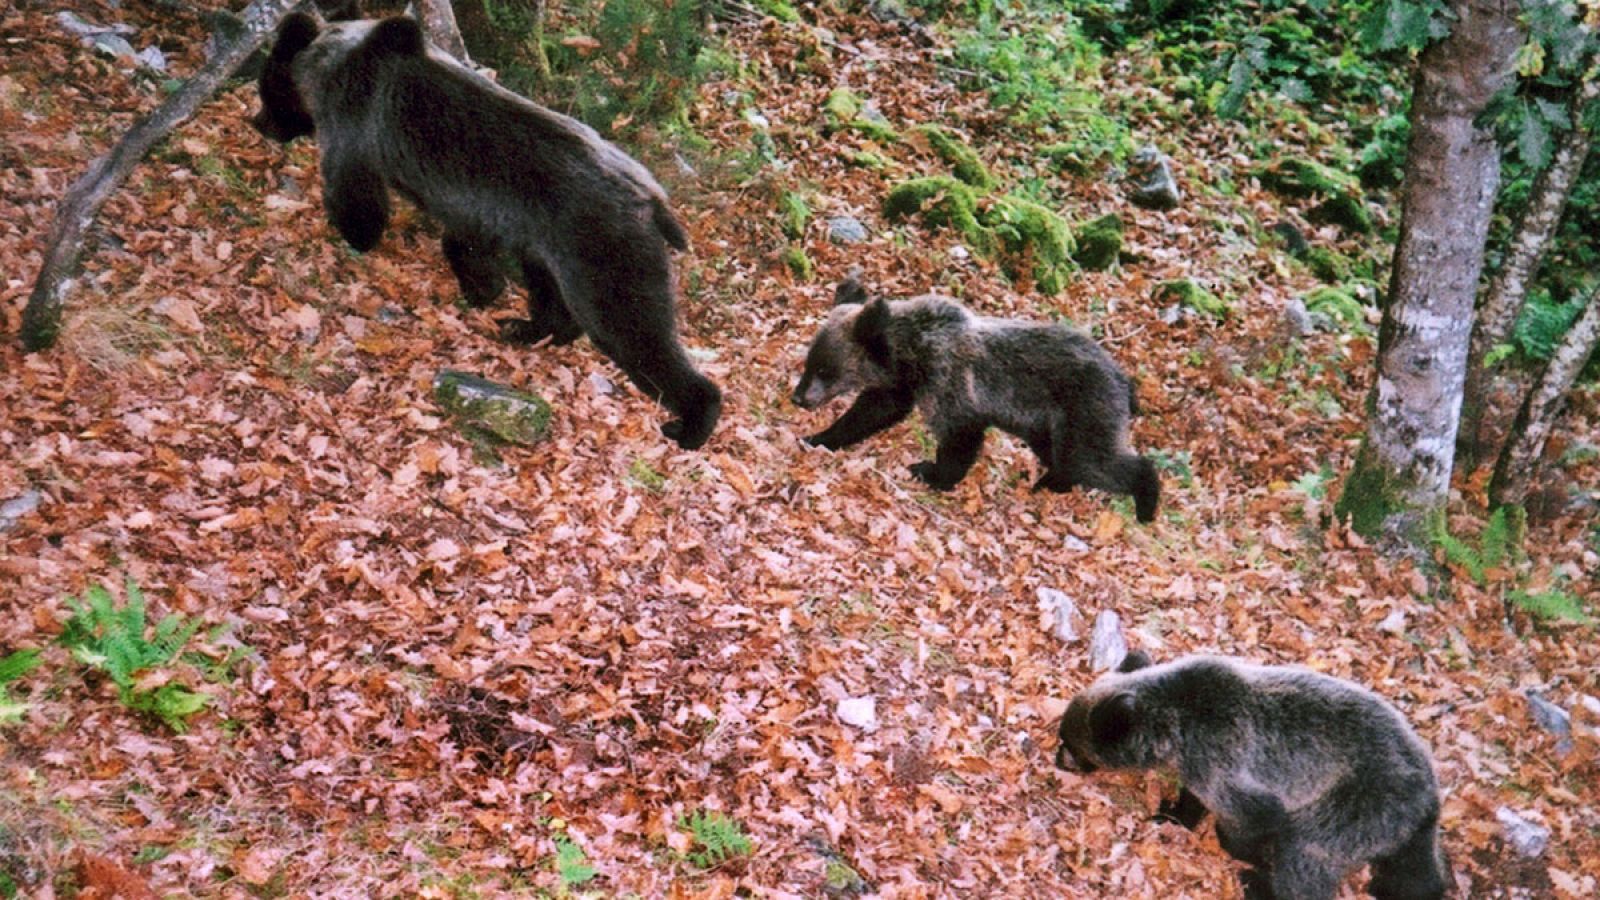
252 14 719 449
1057 653 1447 900
792 276 1160 521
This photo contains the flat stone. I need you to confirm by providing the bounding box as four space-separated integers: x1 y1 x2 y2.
433 370 552 454
1496 807 1550 858
0 489 43 532
827 216 869 244
1089 611 1127 672
1036 587 1079 642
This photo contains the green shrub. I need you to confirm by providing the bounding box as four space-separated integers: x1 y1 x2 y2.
680 810 753 870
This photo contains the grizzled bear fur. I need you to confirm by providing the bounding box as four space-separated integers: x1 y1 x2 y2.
1057 652 1448 900
252 13 720 449
792 275 1160 521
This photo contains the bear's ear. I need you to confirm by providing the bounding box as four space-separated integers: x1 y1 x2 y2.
366 16 426 57
1117 650 1153 673
318 0 364 21
851 296 893 367
272 12 321 61
1088 693 1137 748
834 275 869 307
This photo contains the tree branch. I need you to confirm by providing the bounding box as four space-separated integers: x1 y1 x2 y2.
20 0 301 352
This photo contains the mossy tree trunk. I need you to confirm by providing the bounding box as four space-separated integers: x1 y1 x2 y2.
455 0 550 85
1458 73 1599 471
1335 0 1521 553
20 0 299 352
1489 284 1600 508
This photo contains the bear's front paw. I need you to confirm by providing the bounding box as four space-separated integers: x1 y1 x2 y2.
1032 470 1075 493
909 462 956 490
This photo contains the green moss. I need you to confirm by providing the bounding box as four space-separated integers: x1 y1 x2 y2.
823 88 861 127
1304 286 1364 327
1256 157 1357 199
913 124 994 189
1307 194 1373 234
750 0 801 22
983 194 1076 294
846 150 891 170
781 245 814 279
778 190 811 239
433 370 552 463
1155 279 1230 318
1040 142 1096 175
1334 439 1406 538
1304 246 1350 283
884 176 993 253
1071 213 1124 271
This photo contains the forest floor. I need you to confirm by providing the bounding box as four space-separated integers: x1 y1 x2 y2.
1 1 1597 897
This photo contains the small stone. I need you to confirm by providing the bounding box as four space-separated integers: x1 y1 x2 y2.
1157 304 1186 325
433 370 553 457
135 45 167 72
948 245 970 261
1089 611 1127 672
587 373 619 397
827 216 869 244
836 696 878 730
1495 807 1550 858
1036 588 1080 642
1281 297 1313 338
0 489 43 532
1376 608 1408 635
1524 690 1573 755
1062 534 1089 553
1128 145 1180 211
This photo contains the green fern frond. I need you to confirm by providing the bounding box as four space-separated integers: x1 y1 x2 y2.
1510 587 1594 625
0 649 42 685
680 809 753 870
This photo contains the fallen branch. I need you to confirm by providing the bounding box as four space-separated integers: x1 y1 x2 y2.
20 0 300 351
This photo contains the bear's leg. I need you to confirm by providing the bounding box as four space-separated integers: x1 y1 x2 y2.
1032 419 1078 493
1155 787 1209 830
1367 817 1446 900
806 387 915 450
442 232 506 308
1056 415 1159 522
909 424 985 490
583 317 720 450
322 151 390 252
501 258 583 345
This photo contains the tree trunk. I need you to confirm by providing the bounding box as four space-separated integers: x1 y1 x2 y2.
417 0 470 63
1335 0 1522 553
1458 74 1600 471
20 0 299 352
1489 284 1600 508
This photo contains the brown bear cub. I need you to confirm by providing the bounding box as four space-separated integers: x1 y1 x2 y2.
1057 652 1447 900
251 13 720 450
792 276 1160 521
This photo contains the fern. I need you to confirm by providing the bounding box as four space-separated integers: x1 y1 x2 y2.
680 809 753 870
59 581 209 732
1431 522 1486 585
1510 587 1594 625
1479 506 1525 571
0 649 43 726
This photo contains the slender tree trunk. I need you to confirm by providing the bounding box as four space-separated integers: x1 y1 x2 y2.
1335 0 1522 553
1459 74 1600 471
20 0 299 352
417 0 470 63
1489 285 1600 507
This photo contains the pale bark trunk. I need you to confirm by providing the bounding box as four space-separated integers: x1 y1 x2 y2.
1336 0 1522 552
417 0 470 63
20 0 300 352
1489 285 1600 507
1459 75 1600 470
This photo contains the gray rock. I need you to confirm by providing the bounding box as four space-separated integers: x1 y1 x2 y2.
1036 587 1080 642
827 216 869 244
135 45 168 73
432 370 552 457
1495 807 1550 858
1089 611 1127 672
1281 297 1313 338
1062 534 1089 553
1158 304 1189 325
1524 690 1574 755
1128 145 1181 211
836 696 877 730
0 489 43 532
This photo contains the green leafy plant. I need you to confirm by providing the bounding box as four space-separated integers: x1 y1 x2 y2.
679 809 753 870
1508 585 1593 625
59 581 210 732
1291 464 1336 501
553 836 597 890
0 649 43 725
1431 507 1524 586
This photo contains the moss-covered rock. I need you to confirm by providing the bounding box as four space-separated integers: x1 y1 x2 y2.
1307 194 1373 234
433 370 552 462
983 195 1076 294
824 88 899 142
1040 142 1098 176
1255 157 1357 199
1303 286 1365 328
1154 279 1229 319
912 124 994 189
883 176 993 253
1304 246 1351 283
824 88 861 125
846 150 891 170
778 190 810 239
1071 213 1124 271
